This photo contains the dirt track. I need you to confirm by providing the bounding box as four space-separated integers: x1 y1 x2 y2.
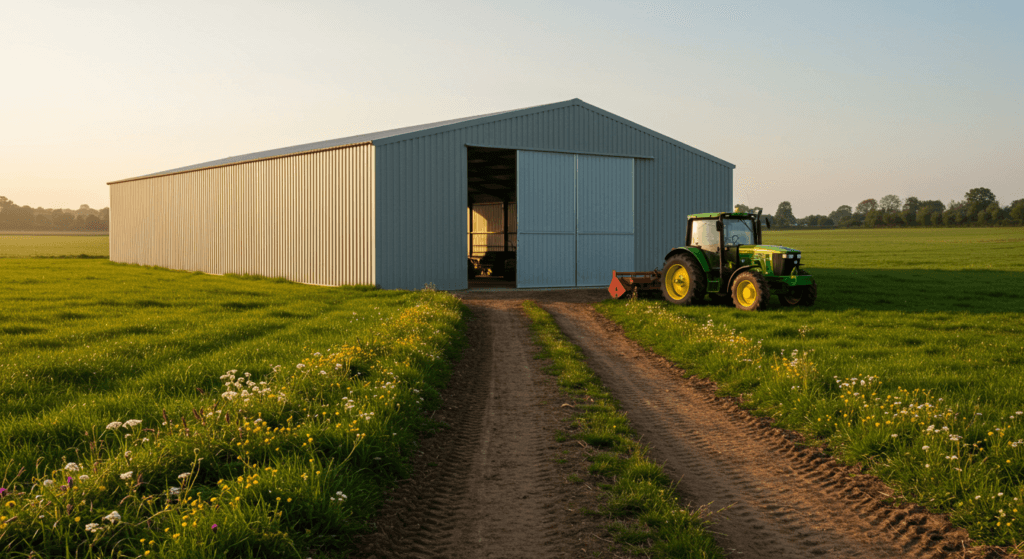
359 290 990 559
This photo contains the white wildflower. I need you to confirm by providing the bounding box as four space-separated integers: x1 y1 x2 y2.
64 462 81 472
177 473 190 481
103 510 121 523
43 479 55 487
105 421 123 430
119 471 133 481
85 522 101 532
124 419 142 428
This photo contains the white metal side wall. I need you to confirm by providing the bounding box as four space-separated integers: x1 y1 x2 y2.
109 144 376 286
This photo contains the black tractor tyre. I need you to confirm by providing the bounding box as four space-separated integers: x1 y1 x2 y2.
731 271 771 311
661 254 707 305
798 280 817 307
779 291 800 307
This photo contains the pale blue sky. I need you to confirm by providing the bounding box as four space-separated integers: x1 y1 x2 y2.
2 0 1021 216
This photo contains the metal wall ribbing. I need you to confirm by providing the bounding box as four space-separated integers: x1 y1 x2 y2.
375 102 731 291
109 144 375 286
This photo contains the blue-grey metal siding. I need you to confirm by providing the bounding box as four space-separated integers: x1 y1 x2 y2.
517 151 577 288
576 155 634 287
374 101 732 291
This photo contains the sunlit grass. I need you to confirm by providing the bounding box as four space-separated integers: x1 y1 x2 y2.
0 235 108 258
0 259 465 558
598 227 1024 545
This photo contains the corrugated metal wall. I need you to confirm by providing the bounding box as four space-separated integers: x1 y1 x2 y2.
576 155 634 287
109 144 375 286
517 151 577 288
375 103 731 291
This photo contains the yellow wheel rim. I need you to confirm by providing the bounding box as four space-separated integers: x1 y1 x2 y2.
665 264 690 300
736 280 758 307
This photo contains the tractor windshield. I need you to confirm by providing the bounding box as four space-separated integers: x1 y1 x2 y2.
723 218 756 246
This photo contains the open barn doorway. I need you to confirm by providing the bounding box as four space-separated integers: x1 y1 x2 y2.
467 147 517 289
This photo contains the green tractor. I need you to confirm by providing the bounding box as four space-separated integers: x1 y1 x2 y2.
608 210 816 310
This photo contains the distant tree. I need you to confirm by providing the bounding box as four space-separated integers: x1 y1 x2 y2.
984 202 1003 224
1010 199 1024 224
879 194 902 213
34 213 53 230
919 200 945 215
900 209 917 226
83 214 102 231
965 187 997 207
883 212 905 226
774 201 796 227
52 211 74 231
864 210 882 228
917 210 933 226
902 196 921 213
855 199 878 216
734 203 751 213
829 205 853 224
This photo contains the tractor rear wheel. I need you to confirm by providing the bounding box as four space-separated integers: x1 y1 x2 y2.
661 254 706 305
732 271 770 311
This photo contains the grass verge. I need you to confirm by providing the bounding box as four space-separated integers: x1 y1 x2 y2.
597 295 1024 548
0 259 465 558
522 300 723 559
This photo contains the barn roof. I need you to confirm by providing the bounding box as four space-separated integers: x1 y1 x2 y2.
112 99 733 183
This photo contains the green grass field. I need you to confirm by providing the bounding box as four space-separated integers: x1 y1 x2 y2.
598 227 1024 546
0 259 464 558
0 235 109 258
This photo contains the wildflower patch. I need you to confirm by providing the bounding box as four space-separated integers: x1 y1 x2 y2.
0 262 465 558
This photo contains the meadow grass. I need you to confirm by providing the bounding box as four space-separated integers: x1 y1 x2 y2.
0 259 465 558
0 235 109 258
597 227 1024 546
522 301 723 559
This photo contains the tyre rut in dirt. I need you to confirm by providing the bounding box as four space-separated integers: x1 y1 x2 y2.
731 270 770 311
542 302 982 559
357 301 595 559
661 253 706 305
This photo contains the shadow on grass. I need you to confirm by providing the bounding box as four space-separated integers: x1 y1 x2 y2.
805 268 1024 314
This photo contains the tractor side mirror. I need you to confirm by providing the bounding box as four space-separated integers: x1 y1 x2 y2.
765 217 772 229
715 221 722 231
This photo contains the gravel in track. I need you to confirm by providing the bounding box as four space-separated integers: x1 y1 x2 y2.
542 301 983 559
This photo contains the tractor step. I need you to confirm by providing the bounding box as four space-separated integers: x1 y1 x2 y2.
608 270 661 299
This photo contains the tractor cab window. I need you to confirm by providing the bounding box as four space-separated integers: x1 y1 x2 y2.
723 218 755 246
690 219 719 248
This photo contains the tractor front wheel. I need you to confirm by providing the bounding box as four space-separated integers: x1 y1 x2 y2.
780 280 817 307
732 271 770 311
661 255 706 305
798 280 817 306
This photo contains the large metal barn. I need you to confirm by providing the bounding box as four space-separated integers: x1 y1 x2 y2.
109 99 734 291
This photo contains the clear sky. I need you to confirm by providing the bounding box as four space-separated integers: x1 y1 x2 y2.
2 0 1021 217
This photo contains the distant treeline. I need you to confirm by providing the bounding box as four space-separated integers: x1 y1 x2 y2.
740 188 1024 229
0 196 109 232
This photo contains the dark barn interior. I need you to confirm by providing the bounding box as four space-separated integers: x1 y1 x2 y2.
467 146 517 288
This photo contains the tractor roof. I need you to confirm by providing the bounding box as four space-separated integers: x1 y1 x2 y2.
688 212 757 219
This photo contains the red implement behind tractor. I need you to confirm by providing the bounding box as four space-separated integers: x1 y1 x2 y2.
607 270 662 299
